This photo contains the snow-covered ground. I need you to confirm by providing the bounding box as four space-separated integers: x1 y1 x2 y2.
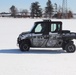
0 18 76 75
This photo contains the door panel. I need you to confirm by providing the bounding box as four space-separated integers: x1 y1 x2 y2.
46 33 63 47
31 22 49 47
32 34 45 47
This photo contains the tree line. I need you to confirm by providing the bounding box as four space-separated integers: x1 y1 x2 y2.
10 0 53 18
0 0 73 18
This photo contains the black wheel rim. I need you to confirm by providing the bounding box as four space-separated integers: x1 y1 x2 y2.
23 44 28 50
68 45 74 51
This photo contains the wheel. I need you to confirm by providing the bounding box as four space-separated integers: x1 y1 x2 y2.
19 42 30 51
65 43 76 53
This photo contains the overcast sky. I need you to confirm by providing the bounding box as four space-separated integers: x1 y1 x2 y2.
0 0 76 13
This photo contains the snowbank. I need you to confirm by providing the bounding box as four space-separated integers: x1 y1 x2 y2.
0 18 76 75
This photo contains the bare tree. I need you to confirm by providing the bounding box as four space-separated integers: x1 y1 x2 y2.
21 9 29 17
68 10 73 18
10 5 18 17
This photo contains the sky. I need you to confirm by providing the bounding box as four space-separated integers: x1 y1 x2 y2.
0 0 76 13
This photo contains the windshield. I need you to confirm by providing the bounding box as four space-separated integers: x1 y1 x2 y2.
30 24 35 32
30 22 46 33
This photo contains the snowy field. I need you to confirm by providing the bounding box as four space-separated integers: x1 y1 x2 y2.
0 18 76 75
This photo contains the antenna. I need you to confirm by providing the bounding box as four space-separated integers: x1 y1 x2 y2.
62 0 67 18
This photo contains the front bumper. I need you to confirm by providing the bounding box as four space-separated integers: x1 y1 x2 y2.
17 37 21 44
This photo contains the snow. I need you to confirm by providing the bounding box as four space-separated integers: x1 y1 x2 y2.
0 18 76 75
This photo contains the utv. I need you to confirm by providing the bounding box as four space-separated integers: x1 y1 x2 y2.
17 20 76 53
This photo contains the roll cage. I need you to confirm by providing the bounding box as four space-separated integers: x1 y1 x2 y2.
31 20 62 34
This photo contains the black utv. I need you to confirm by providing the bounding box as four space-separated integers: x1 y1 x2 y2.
17 20 76 53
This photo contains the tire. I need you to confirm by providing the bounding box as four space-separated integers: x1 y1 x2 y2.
65 43 75 53
19 42 30 51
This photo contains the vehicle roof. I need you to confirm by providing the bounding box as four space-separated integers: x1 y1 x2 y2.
35 20 62 24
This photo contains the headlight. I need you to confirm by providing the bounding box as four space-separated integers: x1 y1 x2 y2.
21 35 25 37
18 34 27 40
